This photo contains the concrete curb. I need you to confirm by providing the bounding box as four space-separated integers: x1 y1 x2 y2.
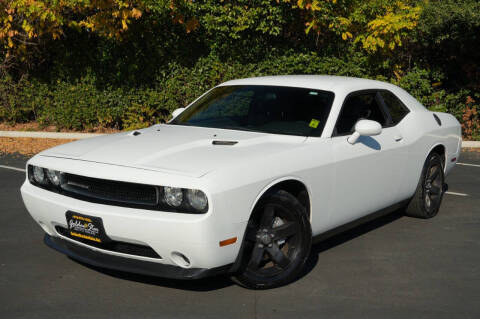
0 131 104 139
462 141 480 148
0 131 479 147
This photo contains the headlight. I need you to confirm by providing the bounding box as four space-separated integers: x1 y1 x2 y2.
163 187 209 212
186 189 208 211
46 169 62 186
164 187 183 207
32 166 47 184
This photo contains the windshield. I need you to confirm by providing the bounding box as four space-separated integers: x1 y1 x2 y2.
170 85 335 137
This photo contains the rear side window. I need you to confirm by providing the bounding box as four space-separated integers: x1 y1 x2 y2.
334 92 388 135
380 91 410 125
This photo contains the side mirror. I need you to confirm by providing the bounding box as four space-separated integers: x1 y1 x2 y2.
172 108 185 118
347 119 382 144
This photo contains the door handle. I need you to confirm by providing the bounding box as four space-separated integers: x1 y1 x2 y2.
394 135 403 142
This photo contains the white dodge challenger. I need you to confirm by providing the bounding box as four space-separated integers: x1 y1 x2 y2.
21 76 461 289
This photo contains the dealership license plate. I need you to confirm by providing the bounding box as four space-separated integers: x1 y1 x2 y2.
65 211 109 243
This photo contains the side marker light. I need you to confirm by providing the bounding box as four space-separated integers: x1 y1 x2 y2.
219 237 237 247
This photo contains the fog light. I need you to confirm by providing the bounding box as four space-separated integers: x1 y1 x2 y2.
170 251 191 268
164 187 183 207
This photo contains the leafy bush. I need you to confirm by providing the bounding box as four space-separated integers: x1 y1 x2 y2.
416 0 480 90
461 96 480 141
0 76 48 124
0 52 478 140
36 76 123 130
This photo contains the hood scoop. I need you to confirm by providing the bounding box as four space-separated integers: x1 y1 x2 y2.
212 140 238 146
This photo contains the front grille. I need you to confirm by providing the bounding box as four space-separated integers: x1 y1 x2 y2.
61 173 158 207
28 165 208 213
55 226 161 259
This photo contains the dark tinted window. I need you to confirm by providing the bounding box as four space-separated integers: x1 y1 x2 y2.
380 91 409 125
334 92 388 135
171 85 335 137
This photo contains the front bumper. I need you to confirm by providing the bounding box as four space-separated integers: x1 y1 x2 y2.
44 234 232 279
21 180 247 273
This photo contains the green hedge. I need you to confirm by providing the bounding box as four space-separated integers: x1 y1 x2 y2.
1 53 479 139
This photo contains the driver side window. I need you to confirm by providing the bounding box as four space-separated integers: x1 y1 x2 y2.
334 91 388 136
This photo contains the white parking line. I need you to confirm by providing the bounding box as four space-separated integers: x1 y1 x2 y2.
0 165 26 172
445 191 469 197
457 162 480 168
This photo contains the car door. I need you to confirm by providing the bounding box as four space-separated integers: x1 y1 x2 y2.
329 90 409 227
377 90 412 198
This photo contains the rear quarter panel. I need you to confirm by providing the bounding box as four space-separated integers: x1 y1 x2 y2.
400 110 461 197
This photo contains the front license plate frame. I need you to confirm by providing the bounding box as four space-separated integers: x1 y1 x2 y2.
65 211 110 244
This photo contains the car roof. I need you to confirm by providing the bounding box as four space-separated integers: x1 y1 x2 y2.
219 75 426 112
220 75 395 92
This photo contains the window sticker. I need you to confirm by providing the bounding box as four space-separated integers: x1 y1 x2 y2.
309 119 320 128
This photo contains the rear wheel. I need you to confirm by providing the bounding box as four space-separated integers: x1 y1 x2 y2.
233 190 312 289
405 152 445 219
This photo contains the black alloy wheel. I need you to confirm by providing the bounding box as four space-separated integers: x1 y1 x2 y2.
406 152 446 219
424 159 444 215
234 190 312 289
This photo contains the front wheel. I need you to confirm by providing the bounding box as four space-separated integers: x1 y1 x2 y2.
233 190 312 289
405 152 446 219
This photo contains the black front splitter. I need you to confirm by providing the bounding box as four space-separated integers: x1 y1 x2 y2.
44 234 232 280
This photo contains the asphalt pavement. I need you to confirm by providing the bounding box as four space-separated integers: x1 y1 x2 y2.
0 151 479 318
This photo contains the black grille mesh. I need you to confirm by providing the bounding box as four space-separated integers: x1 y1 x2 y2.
61 173 158 206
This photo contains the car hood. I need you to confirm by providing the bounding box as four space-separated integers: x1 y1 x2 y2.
39 124 307 178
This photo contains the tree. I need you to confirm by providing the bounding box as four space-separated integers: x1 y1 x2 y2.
0 0 145 72
294 0 422 54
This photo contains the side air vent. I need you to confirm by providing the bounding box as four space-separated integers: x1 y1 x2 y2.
212 140 238 146
433 114 442 126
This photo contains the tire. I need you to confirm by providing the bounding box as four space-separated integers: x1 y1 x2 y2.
405 152 445 219
233 190 312 289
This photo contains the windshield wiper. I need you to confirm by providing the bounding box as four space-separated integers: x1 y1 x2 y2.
219 126 268 133
166 123 304 136
168 121 193 126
